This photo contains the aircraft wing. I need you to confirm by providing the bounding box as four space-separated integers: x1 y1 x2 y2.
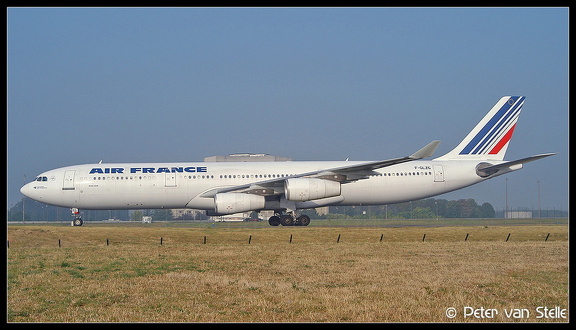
199 140 441 198
320 140 440 181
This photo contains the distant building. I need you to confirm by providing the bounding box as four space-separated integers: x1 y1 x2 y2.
204 153 292 162
212 212 252 222
171 209 205 220
505 211 532 219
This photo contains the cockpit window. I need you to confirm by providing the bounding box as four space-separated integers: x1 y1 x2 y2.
35 176 48 182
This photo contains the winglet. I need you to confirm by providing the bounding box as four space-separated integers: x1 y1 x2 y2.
410 140 441 159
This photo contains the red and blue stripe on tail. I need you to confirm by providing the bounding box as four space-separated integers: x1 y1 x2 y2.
437 96 524 161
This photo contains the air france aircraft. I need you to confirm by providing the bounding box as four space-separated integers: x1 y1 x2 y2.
21 96 555 226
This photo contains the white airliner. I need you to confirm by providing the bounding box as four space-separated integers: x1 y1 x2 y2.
21 96 555 226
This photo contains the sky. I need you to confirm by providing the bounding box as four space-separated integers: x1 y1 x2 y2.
7 7 569 214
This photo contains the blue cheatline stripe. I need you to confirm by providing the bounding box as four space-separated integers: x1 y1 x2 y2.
459 96 523 155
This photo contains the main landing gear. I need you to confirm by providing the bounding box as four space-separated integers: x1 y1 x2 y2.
268 212 310 226
71 208 83 226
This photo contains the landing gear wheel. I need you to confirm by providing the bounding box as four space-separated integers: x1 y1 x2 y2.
297 215 311 226
268 216 281 226
280 214 294 226
70 208 83 226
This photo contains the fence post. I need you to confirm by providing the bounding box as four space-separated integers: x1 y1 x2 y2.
545 233 550 242
506 233 511 242
380 234 384 242
465 233 469 241
203 236 207 244
337 234 341 243
422 234 426 242
248 235 252 244
289 234 293 244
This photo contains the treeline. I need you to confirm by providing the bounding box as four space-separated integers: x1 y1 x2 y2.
319 198 496 219
8 197 568 222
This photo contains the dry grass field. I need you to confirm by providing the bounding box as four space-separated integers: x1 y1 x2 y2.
7 222 569 323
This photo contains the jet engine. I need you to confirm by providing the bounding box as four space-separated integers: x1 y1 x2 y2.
214 193 265 214
284 178 341 201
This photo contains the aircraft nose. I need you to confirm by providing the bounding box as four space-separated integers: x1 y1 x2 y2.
20 182 45 203
20 183 34 198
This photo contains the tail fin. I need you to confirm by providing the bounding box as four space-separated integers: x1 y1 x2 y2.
436 96 525 161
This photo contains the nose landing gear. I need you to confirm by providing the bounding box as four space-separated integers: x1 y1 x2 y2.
71 208 83 226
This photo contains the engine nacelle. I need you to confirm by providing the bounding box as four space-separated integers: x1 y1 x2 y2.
284 178 341 201
214 193 265 214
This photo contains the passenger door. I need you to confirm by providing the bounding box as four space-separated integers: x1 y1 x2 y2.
63 170 76 190
165 172 177 187
433 165 445 182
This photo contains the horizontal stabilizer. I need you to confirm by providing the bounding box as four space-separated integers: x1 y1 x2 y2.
477 153 556 177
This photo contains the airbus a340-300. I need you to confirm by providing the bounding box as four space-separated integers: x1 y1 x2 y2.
21 96 555 226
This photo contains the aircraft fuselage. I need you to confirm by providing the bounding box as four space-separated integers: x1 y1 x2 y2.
20 159 512 211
